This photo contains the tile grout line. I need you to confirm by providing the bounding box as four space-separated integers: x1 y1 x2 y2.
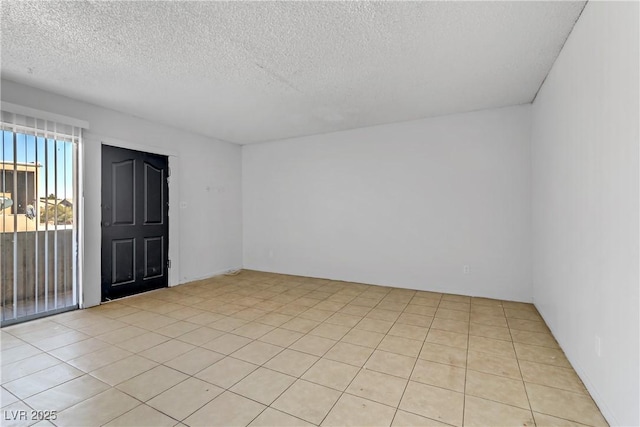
316 287 392 426
462 299 472 427
388 291 441 427
506 305 538 425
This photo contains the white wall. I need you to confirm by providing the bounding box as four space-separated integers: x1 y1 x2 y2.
244 105 532 302
531 2 639 426
1 79 243 308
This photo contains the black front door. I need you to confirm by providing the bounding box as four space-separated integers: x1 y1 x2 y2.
101 145 169 301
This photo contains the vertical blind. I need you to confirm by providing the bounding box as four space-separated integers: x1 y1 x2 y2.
0 108 83 325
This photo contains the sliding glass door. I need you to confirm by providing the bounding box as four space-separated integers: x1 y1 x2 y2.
1 115 80 326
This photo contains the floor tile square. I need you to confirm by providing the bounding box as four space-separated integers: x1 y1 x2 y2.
435 308 470 322
258 328 304 347
366 309 401 322
513 342 571 368
24 374 110 412
324 342 374 367
322 393 395 427
4 363 83 399
430 318 469 334
438 301 470 312
184 391 265 426
202 333 252 354
346 369 407 407
470 305 503 317
467 335 515 358
155 320 201 338
410 296 441 308
403 304 437 317
418 342 467 367
1 353 62 384
377 335 423 358
0 401 35 427
510 329 559 349
230 367 296 404
277 304 309 317
231 340 283 365
0 332 24 350
1 387 19 407
387 323 428 341
375 301 407 312
425 329 468 349
467 351 521 379
399 381 464 426
391 410 450 426
465 370 529 409
469 313 508 327
299 308 333 322
442 295 470 304
166 306 207 321
365 350 416 379
116 365 188 402
504 308 542 321
186 312 226 325
411 359 465 392
49 339 111 362
233 308 269 321
264 349 319 377
525 383 608 426
164 347 224 375
272 380 341 425
341 304 372 316
32 330 92 352
469 323 511 341
520 360 587 394
281 317 321 333
463 395 534 427
195 357 258 388
532 411 592 427
147 377 223 421
232 322 275 339
138 339 195 363
249 408 314 426
309 323 351 340
96 326 147 345
89 355 157 386
471 297 503 307
355 318 394 334
325 313 362 327
209 316 249 332
255 313 293 327
341 329 385 348
302 358 360 391
397 313 433 328
115 332 169 353
176 326 224 346
290 335 337 356
104 404 177 427
54 388 139 427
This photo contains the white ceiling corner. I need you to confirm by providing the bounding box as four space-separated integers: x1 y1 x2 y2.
1 1 585 144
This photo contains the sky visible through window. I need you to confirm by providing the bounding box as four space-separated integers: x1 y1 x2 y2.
1 130 74 201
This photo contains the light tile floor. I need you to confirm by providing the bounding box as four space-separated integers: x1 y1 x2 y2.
1 270 608 427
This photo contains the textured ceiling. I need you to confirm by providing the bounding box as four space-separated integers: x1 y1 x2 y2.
1 1 585 144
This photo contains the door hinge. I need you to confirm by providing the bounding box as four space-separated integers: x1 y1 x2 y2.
167 259 171 269
167 167 171 177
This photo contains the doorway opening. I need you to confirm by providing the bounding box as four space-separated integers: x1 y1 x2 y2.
101 145 169 301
